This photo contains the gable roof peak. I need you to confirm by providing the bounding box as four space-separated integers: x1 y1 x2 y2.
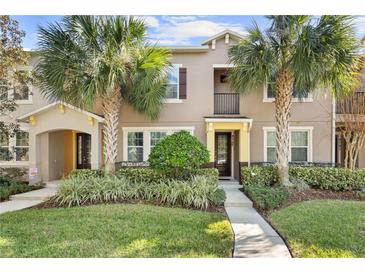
201 29 245 45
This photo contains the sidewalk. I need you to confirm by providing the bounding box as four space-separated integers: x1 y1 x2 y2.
0 180 60 215
219 180 291 258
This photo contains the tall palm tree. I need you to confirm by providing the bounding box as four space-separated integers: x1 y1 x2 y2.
228 16 359 185
36 16 170 174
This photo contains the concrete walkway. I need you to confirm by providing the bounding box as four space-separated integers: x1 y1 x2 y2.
0 180 60 215
219 180 291 258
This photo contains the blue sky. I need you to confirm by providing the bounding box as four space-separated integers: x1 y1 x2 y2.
11 15 365 50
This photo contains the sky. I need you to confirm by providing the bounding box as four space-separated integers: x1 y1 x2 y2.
11 15 365 50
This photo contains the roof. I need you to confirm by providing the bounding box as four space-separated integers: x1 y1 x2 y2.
201 29 245 45
17 101 105 123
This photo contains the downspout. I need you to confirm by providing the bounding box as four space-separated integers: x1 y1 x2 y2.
332 95 336 167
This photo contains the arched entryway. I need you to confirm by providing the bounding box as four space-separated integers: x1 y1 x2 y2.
35 129 93 182
17 102 104 183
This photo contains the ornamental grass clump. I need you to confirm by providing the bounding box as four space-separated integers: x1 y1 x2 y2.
55 174 225 210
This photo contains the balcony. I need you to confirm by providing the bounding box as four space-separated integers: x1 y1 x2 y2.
336 92 365 114
214 93 240 115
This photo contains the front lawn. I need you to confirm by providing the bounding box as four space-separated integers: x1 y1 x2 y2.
0 204 233 258
270 200 365 258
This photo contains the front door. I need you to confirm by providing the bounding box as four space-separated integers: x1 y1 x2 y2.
215 132 231 177
76 133 91 169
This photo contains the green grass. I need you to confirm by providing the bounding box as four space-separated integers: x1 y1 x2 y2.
0 204 233 258
270 200 365 258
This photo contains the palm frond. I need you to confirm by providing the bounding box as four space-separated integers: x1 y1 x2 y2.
228 21 275 93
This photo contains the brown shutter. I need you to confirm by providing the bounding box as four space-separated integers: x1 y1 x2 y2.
179 67 187 99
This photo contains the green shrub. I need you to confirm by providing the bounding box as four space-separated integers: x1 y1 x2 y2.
241 166 277 186
289 167 365 191
148 130 210 179
116 167 218 184
241 166 365 191
245 185 289 210
116 168 166 184
0 181 39 201
67 169 104 179
55 175 224 210
0 167 27 183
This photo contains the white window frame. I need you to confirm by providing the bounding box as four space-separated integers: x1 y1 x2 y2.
263 83 313 103
263 126 313 162
0 127 29 166
122 126 195 161
165 64 183 103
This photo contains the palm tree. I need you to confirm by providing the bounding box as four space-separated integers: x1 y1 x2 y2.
36 16 170 174
228 16 359 185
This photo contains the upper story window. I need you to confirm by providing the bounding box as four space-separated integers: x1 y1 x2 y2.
264 127 313 163
0 69 33 104
264 81 313 103
166 64 180 99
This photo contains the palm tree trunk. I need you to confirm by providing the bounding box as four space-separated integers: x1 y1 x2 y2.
275 68 294 186
102 87 121 175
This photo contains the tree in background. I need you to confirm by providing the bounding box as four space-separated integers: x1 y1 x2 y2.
36 16 170 174
228 16 359 185
337 58 365 169
0 16 30 161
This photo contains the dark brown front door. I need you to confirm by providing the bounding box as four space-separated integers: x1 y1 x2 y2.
215 132 231 177
76 133 91 169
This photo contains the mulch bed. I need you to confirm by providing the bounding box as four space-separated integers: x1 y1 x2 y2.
30 198 225 213
282 188 365 209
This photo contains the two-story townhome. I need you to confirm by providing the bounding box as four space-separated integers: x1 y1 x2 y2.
1 29 363 183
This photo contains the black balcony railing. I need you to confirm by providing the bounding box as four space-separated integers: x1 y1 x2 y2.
336 92 365 114
214 93 240 115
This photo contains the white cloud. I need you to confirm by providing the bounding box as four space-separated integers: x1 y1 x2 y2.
354 16 365 38
145 16 247 46
138 16 160 28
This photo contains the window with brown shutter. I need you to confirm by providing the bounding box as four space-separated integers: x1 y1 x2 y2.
179 67 187 99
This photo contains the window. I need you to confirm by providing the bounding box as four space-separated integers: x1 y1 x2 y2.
127 132 144 162
0 129 29 163
123 127 194 162
14 131 29 161
266 131 276 162
166 64 179 99
0 80 9 101
291 131 308 162
264 127 312 162
0 69 32 104
13 78 30 101
264 81 311 102
150 132 167 150
0 133 10 161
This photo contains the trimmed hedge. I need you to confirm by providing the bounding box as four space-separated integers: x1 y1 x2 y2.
68 168 219 184
241 166 365 191
245 185 289 210
67 169 104 179
0 167 27 183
